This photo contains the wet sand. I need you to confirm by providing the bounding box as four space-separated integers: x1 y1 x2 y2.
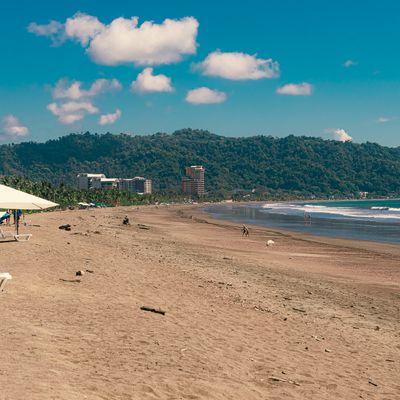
0 205 399 399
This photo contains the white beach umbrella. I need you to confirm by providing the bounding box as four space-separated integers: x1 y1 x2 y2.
0 184 58 210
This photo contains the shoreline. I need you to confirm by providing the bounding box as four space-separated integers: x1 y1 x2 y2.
202 200 400 245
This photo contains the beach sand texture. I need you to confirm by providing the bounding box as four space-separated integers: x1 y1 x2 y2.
0 205 399 400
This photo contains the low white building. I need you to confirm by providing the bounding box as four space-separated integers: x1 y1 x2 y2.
77 173 152 194
77 173 106 190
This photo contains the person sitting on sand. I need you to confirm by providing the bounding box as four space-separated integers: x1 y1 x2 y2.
123 216 130 225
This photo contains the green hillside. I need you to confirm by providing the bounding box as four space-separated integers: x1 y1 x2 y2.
1 129 400 196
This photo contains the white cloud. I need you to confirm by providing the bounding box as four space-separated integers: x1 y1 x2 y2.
276 82 313 96
1 115 29 140
327 128 353 142
131 68 173 93
376 116 395 123
185 87 227 105
47 101 99 124
52 78 121 100
29 13 199 66
196 50 279 80
27 20 64 45
65 13 105 46
344 60 357 67
99 109 122 125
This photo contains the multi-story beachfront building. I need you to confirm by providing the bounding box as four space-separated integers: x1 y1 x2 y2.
77 174 152 194
182 165 205 196
77 173 106 189
119 177 152 194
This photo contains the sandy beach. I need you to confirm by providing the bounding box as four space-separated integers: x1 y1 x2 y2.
0 205 399 400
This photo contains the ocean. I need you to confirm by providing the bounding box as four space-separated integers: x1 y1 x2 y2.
205 199 400 244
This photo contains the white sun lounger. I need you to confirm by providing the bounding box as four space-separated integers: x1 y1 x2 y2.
0 227 32 242
0 272 12 292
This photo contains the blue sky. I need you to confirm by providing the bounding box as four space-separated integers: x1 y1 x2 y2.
1 0 400 145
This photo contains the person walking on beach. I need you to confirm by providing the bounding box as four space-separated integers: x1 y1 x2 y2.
242 225 249 237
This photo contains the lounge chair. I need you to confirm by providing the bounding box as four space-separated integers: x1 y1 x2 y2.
0 227 32 242
0 272 12 292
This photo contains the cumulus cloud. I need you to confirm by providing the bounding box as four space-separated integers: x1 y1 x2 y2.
27 20 64 45
196 50 279 80
99 109 122 125
29 13 199 66
47 101 99 124
327 128 353 142
276 82 313 96
1 115 29 140
52 78 121 100
65 13 105 46
185 87 227 105
344 59 357 67
131 68 173 93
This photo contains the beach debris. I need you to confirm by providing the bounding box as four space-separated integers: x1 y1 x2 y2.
324 349 332 353
59 224 71 231
292 307 306 313
76 270 85 276
137 224 150 230
254 305 272 313
368 380 378 387
59 278 81 283
266 240 275 246
85 269 94 274
268 376 300 386
140 306 166 315
311 335 323 341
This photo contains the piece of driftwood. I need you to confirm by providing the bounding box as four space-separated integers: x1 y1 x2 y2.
292 307 306 313
140 306 166 315
269 376 300 386
137 224 150 230
59 278 81 283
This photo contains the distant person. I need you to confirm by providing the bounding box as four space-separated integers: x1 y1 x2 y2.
0 212 10 225
242 225 249 237
17 209 23 224
304 212 311 225
123 216 130 225
5 210 11 225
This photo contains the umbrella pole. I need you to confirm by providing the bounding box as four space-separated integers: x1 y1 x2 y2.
15 210 19 235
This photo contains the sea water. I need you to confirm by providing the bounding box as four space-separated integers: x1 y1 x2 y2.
205 200 400 244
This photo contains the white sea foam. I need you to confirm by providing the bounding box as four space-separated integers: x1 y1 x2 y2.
261 202 400 221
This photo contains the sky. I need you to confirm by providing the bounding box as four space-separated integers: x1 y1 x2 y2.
1 0 400 146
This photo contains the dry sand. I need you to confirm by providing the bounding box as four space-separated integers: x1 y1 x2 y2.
0 205 399 400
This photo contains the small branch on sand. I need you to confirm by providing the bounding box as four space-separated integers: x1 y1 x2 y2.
59 278 81 283
269 376 300 386
292 307 306 313
140 306 166 315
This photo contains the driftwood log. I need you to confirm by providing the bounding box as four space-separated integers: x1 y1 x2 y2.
140 306 166 315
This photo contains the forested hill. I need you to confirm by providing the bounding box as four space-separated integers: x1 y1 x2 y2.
1 129 400 196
